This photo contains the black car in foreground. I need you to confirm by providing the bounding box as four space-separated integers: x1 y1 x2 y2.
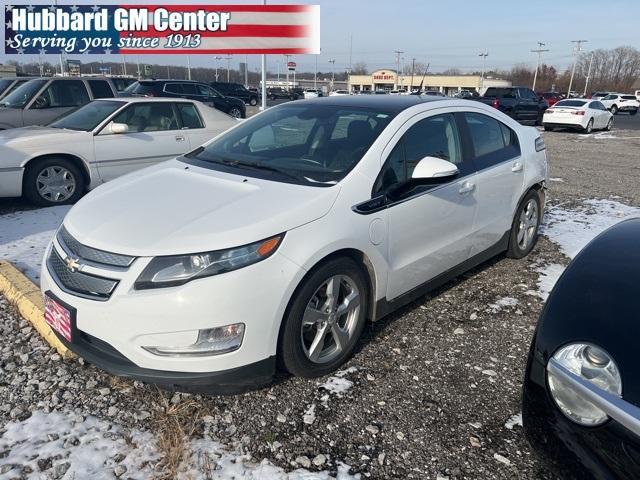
210 82 259 106
523 218 640 479
123 80 246 118
475 86 548 125
266 87 301 100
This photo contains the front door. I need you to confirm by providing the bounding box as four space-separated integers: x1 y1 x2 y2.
380 112 479 300
94 102 190 181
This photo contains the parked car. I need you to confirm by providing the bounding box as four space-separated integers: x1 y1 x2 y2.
600 93 639 115
523 218 640 480
41 96 547 393
455 90 478 99
267 87 300 101
543 99 613 133
0 77 118 130
210 82 259 106
541 92 563 107
123 80 246 118
475 87 548 125
635 89 640 101
423 90 446 97
0 77 35 100
329 90 350 96
0 98 237 206
303 89 323 99
591 91 612 101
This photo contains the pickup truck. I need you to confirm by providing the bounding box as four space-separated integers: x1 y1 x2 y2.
474 86 548 124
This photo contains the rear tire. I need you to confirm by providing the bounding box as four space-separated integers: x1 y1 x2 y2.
507 190 542 259
23 157 85 207
583 118 594 134
605 117 613 131
228 107 242 118
278 257 369 378
249 97 258 106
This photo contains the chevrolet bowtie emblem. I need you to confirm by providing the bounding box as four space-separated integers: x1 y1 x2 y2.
65 256 82 273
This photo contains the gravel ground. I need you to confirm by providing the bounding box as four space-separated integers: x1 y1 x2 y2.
1 128 639 479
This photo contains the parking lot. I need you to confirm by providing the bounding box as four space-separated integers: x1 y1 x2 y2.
0 125 639 479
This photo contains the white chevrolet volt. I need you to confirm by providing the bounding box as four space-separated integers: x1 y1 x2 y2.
41 96 548 393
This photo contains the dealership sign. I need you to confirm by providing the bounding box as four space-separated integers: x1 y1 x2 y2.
4 4 320 55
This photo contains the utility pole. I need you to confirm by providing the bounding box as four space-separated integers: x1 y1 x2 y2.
187 56 191 80
328 59 336 90
214 56 222 81
531 42 549 92
583 51 595 97
348 35 353 93
284 54 292 89
410 58 415 93
393 50 404 90
136 56 141 79
478 51 488 91
225 55 232 82
244 55 249 87
122 55 127 76
567 39 587 98
314 54 318 90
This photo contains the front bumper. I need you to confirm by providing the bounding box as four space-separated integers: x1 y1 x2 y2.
41 235 306 390
523 353 640 479
0 167 24 197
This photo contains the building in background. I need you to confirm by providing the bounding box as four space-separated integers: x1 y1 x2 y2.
349 69 511 95
0 64 17 77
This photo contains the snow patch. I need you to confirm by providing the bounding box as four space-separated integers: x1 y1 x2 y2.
527 263 566 300
488 296 518 311
548 177 564 182
505 413 523 430
319 367 358 395
0 206 68 282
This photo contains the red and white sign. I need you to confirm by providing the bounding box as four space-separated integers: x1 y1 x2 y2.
120 5 320 54
44 295 72 342
287 61 297 70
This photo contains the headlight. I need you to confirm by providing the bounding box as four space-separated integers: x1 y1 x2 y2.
135 234 283 290
143 323 245 357
547 343 622 426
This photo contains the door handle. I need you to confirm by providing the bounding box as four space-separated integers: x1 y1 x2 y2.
175 135 186 142
459 181 475 195
511 161 523 172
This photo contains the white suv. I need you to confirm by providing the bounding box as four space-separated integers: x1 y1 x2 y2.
41 96 548 393
600 93 639 115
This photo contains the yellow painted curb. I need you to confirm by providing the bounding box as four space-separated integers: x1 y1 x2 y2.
0 260 74 359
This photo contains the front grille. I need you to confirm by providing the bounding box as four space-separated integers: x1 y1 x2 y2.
48 248 118 301
58 227 135 268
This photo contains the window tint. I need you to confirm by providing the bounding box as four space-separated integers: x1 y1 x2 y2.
88 80 114 99
197 84 215 96
463 113 520 168
591 101 605 110
602 95 615 100
555 100 587 107
37 80 90 108
485 88 516 98
374 114 463 194
177 103 204 129
622 95 637 100
519 88 537 100
181 84 198 95
111 103 179 133
164 83 184 94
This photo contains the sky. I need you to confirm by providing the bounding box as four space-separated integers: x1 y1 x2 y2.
2 0 640 74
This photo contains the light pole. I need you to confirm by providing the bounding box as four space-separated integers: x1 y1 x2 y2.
478 51 488 91
393 50 404 90
583 51 595 97
214 56 222 82
567 40 587 98
284 54 291 89
225 55 232 82
328 59 336 90
531 42 549 92
187 56 191 80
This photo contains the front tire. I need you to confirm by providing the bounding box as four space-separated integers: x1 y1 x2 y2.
611 105 618 115
228 106 242 118
23 157 85 206
279 258 369 378
249 97 258 106
507 190 542 259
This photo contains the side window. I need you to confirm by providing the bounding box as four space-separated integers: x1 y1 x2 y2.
88 80 114 99
111 103 179 133
36 80 89 108
197 85 215 97
374 114 463 194
164 83 184 94
463 113 520 169
177 103 204 129
181 84 198 95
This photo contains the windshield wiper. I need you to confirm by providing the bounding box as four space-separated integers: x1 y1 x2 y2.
217 159 303 181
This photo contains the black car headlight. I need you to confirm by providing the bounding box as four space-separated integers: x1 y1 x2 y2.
135 234 283 290
547 343 622 426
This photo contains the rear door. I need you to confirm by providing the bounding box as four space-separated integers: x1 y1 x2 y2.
23 80 90 126
176 102 216 146
516 88 540 121
461 111 524 256
93 102 191 181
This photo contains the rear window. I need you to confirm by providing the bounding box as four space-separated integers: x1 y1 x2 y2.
126 82 157 96
112 78 136 92
543 92 559 99
484 88 515 98
164 83 185 94
88 80 114 99
622 95 637 100
555 100 587 107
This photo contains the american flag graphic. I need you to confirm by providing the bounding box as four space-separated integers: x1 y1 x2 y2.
4 4 320 55
44 295 72 342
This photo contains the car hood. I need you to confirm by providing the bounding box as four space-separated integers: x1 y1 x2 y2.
0 126 90 145
63 159 340 257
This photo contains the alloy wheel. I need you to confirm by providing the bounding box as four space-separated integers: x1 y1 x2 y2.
300 274 361 364
517 199 539 250
36 166 76 203
229 107 242 118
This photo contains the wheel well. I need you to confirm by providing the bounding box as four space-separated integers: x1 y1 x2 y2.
24 154 91 190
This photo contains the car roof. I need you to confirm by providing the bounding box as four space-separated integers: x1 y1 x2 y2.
139 79 206 84
101 97 196 104
294 95 446 113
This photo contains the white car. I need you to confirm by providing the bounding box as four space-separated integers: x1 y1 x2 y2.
303 89 322 99
600 94 639 115
591 91 613 101
329 90 350 96
41 97 547 392
0 98 237 206
543 99 613 133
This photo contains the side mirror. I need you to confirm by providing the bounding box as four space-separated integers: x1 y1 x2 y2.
109 122 129 134
411 156 459 181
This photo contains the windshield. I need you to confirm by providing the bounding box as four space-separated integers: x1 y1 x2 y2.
49 100 125 131
0 79 47 108
555 100 586 107
0 79 13 96
186 103 395 186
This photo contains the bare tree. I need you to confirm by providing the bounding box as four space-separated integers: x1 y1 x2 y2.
351 61 368 75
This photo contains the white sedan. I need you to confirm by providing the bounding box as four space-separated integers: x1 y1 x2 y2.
329 90 350 96
543 99 613 133
41 96 548 392
0 98 237 206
